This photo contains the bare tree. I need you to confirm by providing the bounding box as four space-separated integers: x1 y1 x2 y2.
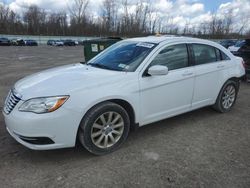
208 13 226 38
0 4 9 33
68 0 89 24
224 9 233 35
23 5 47 35
46 12 68 35
102 0 117 34
121 0 129 35
1 1 250 38
183 21 191 35
147 11 161 34
199 22 209 35
237 12 250 35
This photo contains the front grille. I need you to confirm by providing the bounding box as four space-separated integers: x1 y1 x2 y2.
4 90 21 114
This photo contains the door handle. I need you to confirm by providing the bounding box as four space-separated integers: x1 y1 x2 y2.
182 72 194 76
217 65 225 68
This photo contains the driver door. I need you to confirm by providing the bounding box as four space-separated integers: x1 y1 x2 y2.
139 43 195 125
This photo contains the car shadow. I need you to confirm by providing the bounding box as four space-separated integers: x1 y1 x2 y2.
1 106 221 164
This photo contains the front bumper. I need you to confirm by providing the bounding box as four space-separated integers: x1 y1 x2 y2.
3 102 82 150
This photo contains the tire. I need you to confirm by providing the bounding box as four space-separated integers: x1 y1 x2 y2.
78 102 130 155
213 79 239 113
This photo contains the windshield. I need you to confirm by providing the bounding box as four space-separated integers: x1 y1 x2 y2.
235 40 245 47
87 41 156 72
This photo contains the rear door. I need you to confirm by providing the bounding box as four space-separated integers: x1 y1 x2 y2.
190 43 229 109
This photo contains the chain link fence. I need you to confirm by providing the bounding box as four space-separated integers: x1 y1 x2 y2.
0 34 100 44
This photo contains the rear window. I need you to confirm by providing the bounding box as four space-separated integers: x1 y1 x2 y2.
221 51 230 60
215 48 230 61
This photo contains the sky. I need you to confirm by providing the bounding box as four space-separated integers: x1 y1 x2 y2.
1 0 234 12
1 0 250 31
197 0 231 11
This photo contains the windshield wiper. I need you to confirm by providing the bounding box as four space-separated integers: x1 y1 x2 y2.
89 63 119 71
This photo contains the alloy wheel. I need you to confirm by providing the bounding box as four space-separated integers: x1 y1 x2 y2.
91 111 124 149
222 85 236 109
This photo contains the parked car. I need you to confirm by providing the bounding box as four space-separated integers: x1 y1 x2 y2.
63 39 76 46
0 37 11 46
11 38 25 46
47 40 55 46
52 40 64 46
3 36 245 155
25 40 38 46
229 39 250 81
228 40 245 52
77 40 84 45
74 40 79 45
219 39 237 49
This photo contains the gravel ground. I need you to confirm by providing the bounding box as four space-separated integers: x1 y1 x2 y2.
0 46 250 188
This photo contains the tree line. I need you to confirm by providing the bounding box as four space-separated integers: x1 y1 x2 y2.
0 0 250 38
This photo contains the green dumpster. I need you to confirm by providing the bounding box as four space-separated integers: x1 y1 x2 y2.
83 37 122 62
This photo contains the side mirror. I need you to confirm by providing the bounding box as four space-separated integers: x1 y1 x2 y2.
148 65 168 76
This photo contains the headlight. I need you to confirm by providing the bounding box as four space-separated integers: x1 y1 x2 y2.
19 96 69 114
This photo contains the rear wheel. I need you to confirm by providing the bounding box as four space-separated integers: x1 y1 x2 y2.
78 102 130 155
213 80 239 113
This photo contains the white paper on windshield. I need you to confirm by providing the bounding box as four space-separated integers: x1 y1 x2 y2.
118 64 130 70
118 64 127 68
136 42 155 48
91 44 98 52
124 65 130 70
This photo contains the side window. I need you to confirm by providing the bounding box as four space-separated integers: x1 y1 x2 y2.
221 51 231 60
215 48 230 61
193 44 217 65
150 44 188 71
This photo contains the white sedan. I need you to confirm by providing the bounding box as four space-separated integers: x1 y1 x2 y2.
52 40 64 46
3 36 245 155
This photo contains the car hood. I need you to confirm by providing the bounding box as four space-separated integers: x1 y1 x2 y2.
14 63 129 100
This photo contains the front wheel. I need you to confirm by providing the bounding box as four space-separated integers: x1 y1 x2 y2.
78 102 130 155
213 80 239 113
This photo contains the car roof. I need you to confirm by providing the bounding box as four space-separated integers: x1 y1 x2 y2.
127 35 211 44
125 35 232 56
